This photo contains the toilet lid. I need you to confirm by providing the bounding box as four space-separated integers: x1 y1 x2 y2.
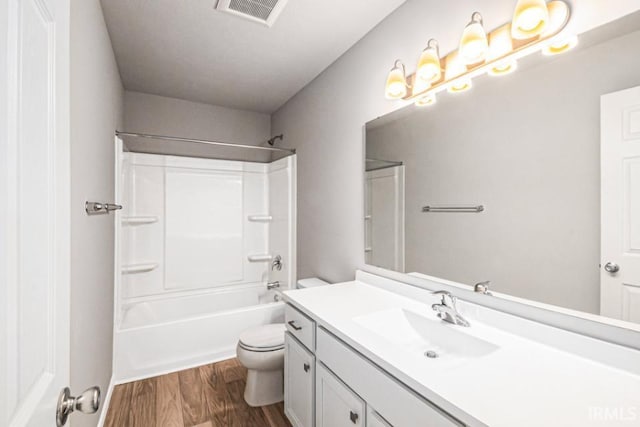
239 323 286 351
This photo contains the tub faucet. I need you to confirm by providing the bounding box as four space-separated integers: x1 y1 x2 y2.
267 281 280 290
431 290 470 327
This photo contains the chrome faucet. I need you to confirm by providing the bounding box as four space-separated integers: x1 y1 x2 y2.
474 281 492 295
431 290 470 327
267 281 280 290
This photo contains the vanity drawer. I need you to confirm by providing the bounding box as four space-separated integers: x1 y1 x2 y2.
285 304 316 351
316 328 463 427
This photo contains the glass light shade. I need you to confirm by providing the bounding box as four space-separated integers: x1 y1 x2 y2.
487 25 517 76
459 13 489 64
416 40 442 83
542 1 570 37
445 51 472 93
542 35 578 55
448 79 472 93
385 61 407 99
512 0 549 40
415 93 437 107
488 60 518 76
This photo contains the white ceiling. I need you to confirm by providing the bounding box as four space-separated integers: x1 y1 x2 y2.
101 0 406 113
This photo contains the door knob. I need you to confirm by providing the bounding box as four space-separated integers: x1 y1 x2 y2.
604 262 620 273
56 386 101 426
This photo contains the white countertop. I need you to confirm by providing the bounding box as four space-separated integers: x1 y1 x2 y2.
284 281 640 427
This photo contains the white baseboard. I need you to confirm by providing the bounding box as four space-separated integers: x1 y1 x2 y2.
97 375 115 427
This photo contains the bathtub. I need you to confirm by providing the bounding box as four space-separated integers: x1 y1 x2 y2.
113 284 285 382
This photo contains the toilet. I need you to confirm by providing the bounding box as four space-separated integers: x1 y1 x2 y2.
236 277 329 407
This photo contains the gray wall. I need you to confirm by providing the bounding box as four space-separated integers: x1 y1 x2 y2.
70 0 123 424
367 30 640 313
123 91 271 144
271 0 640 286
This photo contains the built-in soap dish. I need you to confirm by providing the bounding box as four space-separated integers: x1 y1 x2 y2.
122 216 159 225
247 215 273 223
122 263 159 274
247 254 273 262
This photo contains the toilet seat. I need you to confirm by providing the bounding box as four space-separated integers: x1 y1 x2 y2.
238 323 285 352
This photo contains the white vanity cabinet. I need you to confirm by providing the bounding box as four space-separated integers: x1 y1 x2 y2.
285 332 315 427
283 302 464 427
366 408 392 427
316 362 365 427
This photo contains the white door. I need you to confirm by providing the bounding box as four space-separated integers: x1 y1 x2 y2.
1 0 71 425
284 333 315 427
364 165 405 272
601 86 640 323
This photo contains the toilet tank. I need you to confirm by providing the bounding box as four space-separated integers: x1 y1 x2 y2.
296 277 330 289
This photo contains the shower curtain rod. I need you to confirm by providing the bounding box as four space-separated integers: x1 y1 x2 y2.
116 131 296 154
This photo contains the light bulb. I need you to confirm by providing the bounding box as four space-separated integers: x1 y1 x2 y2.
385 60 407 99
416 39 442 83
487 25 517 76
415 93 437 107
445 51 472 93
542 1 570 36
459 12 489 64
489 60 518 76
512 0 549 40
542 35 578 55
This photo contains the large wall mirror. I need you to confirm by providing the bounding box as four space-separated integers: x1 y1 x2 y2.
364 11 640 328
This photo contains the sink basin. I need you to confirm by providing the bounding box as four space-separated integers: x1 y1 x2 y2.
354 308 499 361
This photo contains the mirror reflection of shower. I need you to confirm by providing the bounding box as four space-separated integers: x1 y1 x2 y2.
364 158 405 272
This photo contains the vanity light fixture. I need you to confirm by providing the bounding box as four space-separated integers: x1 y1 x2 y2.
445 51 472 93
413 75 437 106
511 0 549 40
541 0 576 55
459 12 489 64
487 25 517 76
542 0 570 35
415 93 437 107
385 60 408 99
416 39 442 83
542 35 578 55
384 1 574 105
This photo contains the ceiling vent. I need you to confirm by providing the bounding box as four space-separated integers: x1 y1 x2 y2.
215 0 289 27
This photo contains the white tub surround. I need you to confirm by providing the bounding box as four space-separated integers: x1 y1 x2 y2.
283 272 640 427
113 145 296 382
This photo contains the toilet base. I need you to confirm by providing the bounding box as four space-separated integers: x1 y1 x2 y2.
244 368 284 407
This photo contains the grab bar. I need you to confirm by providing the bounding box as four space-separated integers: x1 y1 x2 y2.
422 205 484 213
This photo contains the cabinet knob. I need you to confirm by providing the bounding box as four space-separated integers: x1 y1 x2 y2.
303 363 310 372
350 411 359 424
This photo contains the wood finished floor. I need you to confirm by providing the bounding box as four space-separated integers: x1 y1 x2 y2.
104 358 291 427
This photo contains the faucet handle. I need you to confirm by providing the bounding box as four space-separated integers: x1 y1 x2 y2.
474 281 492 295
431 290 457 307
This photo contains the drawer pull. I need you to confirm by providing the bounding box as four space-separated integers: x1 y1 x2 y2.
287 320 302 331
350 411 359 424
303 362 310 372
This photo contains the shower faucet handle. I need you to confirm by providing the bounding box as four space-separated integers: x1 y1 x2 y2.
267 281 280 290
272 255 283 271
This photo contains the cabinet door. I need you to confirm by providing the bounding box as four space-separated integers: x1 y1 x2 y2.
285 332 315 427
367 407 392 427
316 363 365 427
